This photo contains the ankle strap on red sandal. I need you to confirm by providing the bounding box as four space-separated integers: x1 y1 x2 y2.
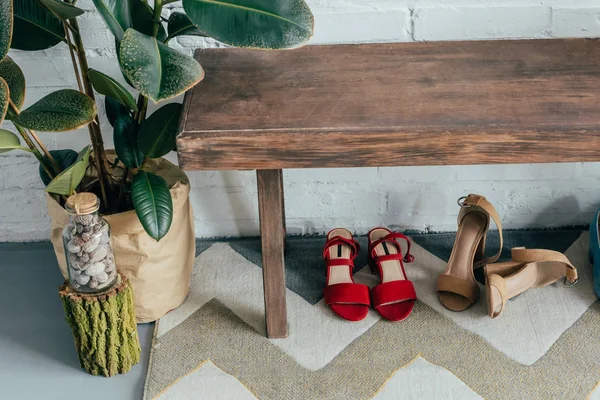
369 232 414 263
323 236 361 261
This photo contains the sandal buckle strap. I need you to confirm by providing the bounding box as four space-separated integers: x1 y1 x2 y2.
564 277 579 288
369 232 415 263
459 194 503 268
323 236 361 260
326 258 355 267
511 247 579 283
373 254 406 263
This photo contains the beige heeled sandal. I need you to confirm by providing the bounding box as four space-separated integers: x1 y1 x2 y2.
436 194 503 311
485 247 579 318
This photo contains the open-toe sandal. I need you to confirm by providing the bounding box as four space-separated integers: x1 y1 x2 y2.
436 194 503 311
368 228 416 321
323 228 370 322
485 247 578 318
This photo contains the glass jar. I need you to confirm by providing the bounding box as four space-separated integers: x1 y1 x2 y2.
62 193 117 293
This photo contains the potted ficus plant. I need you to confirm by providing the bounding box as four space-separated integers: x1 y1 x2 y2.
0 0 314 322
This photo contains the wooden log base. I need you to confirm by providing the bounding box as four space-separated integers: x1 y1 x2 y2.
58 273 141 377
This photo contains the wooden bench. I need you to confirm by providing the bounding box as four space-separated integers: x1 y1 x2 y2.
177 38 600 338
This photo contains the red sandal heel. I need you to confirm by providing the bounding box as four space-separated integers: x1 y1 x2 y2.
323 228 370 322
368 228 416 321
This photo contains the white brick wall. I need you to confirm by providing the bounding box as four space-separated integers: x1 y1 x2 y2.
1 0 600 241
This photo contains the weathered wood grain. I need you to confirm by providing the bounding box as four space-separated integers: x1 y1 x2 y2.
178 39 600 170
178 127 600 170
257 169 287 338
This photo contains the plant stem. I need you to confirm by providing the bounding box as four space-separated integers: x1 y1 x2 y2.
68 17 110 207
64 20 78 35
136 96 148 124
13 124 55 179
9 99 61 174
8 101 35 151
152 0 164 37
10 119 36 151
36 153 56 179
116 166 128 209
63 23 84 92
28 129 61 173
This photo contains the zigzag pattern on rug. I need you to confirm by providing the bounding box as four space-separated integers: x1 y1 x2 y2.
145 232 600 400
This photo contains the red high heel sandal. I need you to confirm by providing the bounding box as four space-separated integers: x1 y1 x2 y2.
323 228 371 322
368 228 416 321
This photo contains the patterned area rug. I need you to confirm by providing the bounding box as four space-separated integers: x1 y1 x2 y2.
143 230 600 400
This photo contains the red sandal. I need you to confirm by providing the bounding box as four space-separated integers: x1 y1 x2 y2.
368 228 416 321
323 228 371 322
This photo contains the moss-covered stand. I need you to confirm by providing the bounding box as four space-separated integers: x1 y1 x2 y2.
59 273 141 377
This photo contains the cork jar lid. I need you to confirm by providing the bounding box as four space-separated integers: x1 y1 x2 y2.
65 193 100 215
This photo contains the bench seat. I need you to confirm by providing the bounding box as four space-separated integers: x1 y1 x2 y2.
177 39 600 338
178 39 600 171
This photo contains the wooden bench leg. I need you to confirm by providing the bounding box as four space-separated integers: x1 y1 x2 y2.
280 170 287 250
257 169 288 338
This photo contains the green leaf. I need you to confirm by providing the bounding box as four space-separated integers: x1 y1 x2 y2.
130 0 167 42
114 39 135 88
0 0 13 60
91 0 131 40
167 12 205 41
0 78 8 124
13 89 97 132
37 0 84 20
131 170 173 241
46 145 91 195
0 129 21 154
138 103 181 158
113 113 143 168
111 0 169 86
12 0 65 51
119 29 204 102
182 0 314 49
0 56 26 114
89 68 138 111
38 148 78 186
105 95 130 127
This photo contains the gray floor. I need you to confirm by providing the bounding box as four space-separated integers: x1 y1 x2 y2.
0 242 153 400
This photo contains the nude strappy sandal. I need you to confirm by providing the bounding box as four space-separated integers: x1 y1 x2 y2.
436 194 503 311
485 247 578 318
368 228 416 321
323 228 371 322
